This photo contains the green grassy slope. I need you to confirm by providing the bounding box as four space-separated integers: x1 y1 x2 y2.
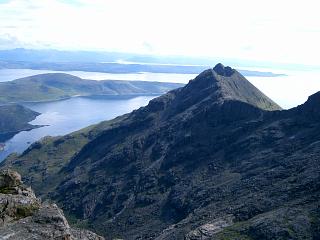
1 114 127 194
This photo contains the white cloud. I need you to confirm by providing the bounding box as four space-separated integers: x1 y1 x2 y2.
0 0 320 65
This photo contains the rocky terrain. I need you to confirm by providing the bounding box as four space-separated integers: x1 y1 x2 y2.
0 169 104 239
2 64 320 239
0 104 40 142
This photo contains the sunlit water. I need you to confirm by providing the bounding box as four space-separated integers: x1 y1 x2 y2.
0 96 155 161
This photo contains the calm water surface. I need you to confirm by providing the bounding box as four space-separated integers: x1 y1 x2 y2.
0 96 155 161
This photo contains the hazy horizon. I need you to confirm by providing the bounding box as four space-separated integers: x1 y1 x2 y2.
1 0 319 68
1 0 320 109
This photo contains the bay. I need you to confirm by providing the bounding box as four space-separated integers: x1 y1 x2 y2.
0 95 155 161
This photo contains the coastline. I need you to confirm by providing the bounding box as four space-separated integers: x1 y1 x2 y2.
0 124 45 142
10 93 162 105
0 143 4 152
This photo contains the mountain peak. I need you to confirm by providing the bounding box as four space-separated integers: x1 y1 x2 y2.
181 64 281 111
213 63 236 77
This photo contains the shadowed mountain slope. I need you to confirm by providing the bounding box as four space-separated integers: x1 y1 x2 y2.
2 64 319 239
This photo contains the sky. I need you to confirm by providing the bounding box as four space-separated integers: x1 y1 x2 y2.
0 0 320 66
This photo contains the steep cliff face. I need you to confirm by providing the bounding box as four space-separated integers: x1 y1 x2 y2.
0 169 104 240
1 64 320 239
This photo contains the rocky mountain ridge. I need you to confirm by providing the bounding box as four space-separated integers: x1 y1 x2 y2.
1 64 319 239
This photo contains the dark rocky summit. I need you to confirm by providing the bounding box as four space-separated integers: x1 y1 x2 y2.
213 63 235 76
0 169 104 239
1 64 320 239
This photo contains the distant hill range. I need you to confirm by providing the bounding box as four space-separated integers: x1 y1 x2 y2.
6 64 320 239
0 104 40 142
0 73 184 103
0 48 286 76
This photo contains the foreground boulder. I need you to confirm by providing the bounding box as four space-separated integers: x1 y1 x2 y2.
0 169 104 239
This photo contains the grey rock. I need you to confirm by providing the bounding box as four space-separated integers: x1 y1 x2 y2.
0 169 104 239
0 203 104 239
185 216 234 239
0 169 22 188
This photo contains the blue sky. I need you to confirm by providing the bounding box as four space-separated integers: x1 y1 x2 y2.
0 0 319 66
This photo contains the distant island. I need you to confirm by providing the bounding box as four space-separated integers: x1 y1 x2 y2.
0 48 287 77
0 60 286 77
0 73 184 104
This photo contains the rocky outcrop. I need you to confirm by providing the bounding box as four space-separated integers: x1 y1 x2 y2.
0 169 104 239
184 216 234 240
